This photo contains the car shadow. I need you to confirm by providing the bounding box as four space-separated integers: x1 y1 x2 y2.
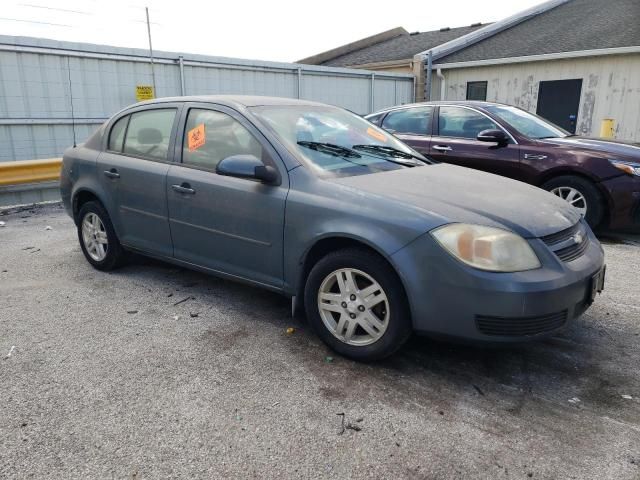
116 253 638 423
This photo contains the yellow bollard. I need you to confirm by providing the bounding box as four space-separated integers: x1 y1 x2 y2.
600 118 615 138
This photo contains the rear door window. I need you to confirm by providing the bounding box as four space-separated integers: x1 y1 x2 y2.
182 108 265 171
382 107 433 135
438 106 499 139
123 109 177 161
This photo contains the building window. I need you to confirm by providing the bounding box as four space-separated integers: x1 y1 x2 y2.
466 81 487 101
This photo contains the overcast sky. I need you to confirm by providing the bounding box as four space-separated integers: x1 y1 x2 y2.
3 0 542 62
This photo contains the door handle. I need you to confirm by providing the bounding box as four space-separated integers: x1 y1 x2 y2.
171 183 196 195
103 168 120 179
432 145 453 152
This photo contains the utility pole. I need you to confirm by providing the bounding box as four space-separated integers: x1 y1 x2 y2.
145 6 157 97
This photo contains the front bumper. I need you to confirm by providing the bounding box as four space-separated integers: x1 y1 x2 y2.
600 174 640 230
391 224 605 342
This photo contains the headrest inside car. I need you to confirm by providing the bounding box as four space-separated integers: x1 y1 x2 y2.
138 128 163 145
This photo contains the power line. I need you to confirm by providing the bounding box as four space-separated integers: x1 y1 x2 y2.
0 17 72 27
19 4 91 15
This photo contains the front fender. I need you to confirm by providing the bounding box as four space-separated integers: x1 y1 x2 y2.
282 191 431 295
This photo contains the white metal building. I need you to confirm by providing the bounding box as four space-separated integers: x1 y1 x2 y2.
424 0 640 140
301 0 640 141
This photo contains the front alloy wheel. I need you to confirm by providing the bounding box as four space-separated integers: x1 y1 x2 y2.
304 248 412 361
541 175 604 229
550 186 587 217
318 268 389 346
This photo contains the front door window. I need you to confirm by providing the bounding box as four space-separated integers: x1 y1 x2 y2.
438 106 499 139
182 109 265 171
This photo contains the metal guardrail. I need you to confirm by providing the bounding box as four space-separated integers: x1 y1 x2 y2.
0 159 62 207
0 158 62 186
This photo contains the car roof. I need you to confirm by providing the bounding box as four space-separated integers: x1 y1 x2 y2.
132 95 330 110
367 100 513 115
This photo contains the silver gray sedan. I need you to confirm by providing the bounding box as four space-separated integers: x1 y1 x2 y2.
60 96 605 361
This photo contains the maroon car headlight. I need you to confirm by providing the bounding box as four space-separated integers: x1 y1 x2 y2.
609 160 640 177
431 224 541 272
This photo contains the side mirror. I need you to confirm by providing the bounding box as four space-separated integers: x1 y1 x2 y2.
216 154 279 185
477 129 508 145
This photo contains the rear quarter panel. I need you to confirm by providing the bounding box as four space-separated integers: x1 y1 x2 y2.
60 145 105 224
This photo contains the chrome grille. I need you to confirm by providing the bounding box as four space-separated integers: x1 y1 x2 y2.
541 222 589 262
540 222 580 245
554 236 589 262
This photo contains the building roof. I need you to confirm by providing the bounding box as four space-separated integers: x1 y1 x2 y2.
299 24 486 67
436 0 640 64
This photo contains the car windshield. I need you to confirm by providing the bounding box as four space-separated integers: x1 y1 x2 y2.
484 105 569 139
250 105 428 177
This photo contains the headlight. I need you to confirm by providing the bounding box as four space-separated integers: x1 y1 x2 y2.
609 159 640 177
431 224 541 272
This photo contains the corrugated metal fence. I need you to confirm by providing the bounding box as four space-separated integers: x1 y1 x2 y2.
0 35 415 163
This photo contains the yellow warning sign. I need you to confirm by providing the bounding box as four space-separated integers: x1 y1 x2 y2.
135 85 155 102
188 124 206 152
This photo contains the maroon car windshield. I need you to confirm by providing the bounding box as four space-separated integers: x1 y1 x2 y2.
484 105 569 139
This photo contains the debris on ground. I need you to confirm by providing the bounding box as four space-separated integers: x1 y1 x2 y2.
190 312 199 318
172 315 180 320
286 327 295 335
0 221 5 227
568 397 581 404
29 249 41 254
127 310 138 314
45 226 53 231
173 295 194 306
622 395 633 400
472 384 485 396
5 346 16 359
336 412 362 434
271 401 280 407
21 246 35 251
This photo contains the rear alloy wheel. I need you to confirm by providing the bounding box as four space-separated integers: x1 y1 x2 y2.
81 212 108 262
77 201 127 271
542 175 604 229
304 248 411 361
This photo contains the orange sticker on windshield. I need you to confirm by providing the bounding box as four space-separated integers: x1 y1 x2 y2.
367 127 387 142
188 124 206 151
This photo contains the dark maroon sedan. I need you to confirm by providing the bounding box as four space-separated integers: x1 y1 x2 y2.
366 101 640 230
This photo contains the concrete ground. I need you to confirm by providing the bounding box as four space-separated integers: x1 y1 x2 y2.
1 204 639 480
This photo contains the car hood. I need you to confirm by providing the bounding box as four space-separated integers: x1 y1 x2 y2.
539 136 640 161
330 164 580 238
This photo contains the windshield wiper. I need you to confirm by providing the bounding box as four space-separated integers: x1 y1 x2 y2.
351 145 424 166
297 141 361 158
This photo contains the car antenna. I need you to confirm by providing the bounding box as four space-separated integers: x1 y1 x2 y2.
66 56 77 148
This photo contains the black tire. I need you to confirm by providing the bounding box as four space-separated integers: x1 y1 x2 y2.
77 201 127 271
304 248 412 361
541 175 605 229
